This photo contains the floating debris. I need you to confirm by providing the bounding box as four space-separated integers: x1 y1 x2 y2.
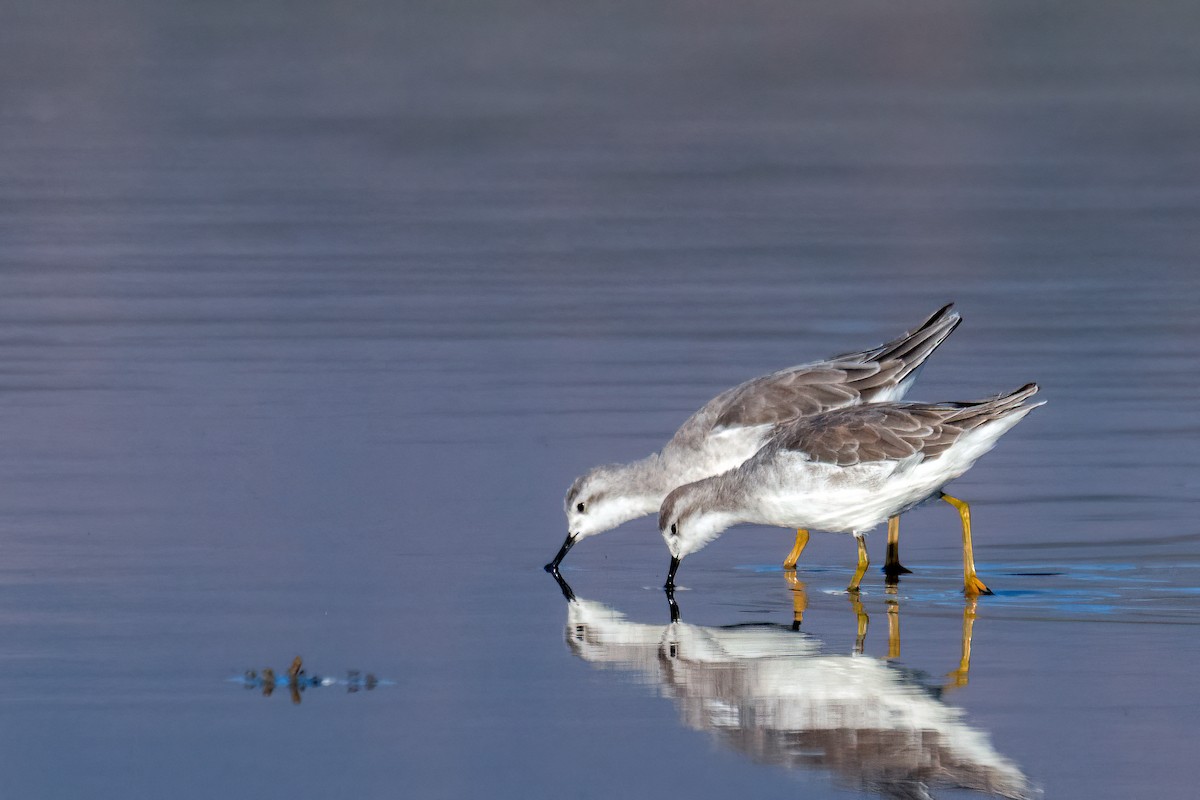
232 657 394 704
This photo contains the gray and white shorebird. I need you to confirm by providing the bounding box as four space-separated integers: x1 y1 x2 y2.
548 304 962 574
659 384 1043 595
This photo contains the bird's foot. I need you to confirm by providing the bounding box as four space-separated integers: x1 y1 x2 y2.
964 574 994 596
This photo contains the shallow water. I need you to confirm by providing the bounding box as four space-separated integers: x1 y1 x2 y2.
2 1 1199 797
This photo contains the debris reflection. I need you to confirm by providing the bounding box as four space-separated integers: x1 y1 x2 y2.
234 657 390 704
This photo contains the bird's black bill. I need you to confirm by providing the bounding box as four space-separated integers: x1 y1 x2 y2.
549 568 576 602
543 534 577 573
664 556 681 590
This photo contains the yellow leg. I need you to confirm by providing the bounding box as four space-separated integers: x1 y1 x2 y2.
786 571 808 628
847 535 870 592
941 493 993 596
947 597 978 688
849 592 868 654
883 515 911 579
783 529 810 570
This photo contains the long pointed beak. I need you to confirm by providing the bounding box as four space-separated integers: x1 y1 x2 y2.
664 556 681 590
544 533 578 573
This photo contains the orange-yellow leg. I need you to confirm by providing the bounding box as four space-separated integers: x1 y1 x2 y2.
847 534 870 593
783 529 810 570
947 597 978 688
849 591 869 654
786 571 808 629
882 515 912 580
941 493 993 596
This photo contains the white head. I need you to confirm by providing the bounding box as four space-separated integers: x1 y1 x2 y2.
658 479 739 561
564 465 660 542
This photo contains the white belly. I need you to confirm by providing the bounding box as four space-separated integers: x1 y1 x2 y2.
752 427 1004 533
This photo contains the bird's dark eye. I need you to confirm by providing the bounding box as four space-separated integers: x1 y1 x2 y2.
576 503 585 513
670 523 677 536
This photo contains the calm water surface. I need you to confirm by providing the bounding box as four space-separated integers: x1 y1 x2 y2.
1 1 1198 797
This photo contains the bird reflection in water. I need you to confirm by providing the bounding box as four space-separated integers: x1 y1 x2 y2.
552 572 1029 799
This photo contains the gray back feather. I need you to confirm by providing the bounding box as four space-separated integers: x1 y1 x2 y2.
767 384 1041 467
671 305 961 445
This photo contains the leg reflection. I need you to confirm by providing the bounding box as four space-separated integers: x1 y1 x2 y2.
885 584 900 660
947 597 979 689
849 592 869 655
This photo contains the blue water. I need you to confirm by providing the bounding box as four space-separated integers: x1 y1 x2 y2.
1 1 1198 797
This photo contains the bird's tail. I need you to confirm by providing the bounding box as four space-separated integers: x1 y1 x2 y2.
944 383 1044 428
834 303 961 398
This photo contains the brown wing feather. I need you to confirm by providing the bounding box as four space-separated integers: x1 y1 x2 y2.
771 386 1038 467
709 361 907 430
772 407 944 466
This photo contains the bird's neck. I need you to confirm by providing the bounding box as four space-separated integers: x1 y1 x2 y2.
706 470 753 517
614 451 679 499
